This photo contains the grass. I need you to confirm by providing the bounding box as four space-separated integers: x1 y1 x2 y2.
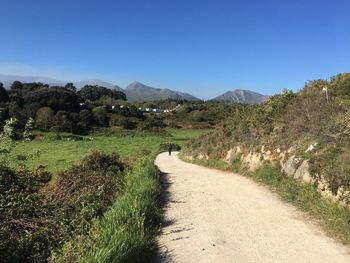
74 155 162 263
13 128 209 174
247 162 350 245
180 155 231 171
9 128 207 262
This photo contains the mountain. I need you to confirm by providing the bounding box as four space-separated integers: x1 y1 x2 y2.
0 73 65 87
124 81 200 102
0 74 199 102
73 79 122 90
0 73 122 91
213 89 269 104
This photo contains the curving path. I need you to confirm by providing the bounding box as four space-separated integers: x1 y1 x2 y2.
155 152 349 263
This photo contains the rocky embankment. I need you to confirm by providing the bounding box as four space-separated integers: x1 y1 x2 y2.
185 144 350 208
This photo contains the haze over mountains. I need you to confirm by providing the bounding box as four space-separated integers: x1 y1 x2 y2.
0 73 268 104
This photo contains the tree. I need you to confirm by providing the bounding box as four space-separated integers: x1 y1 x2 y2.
36 107 54 130
3 117 18 140
0 82 9 102
53 110 71 132
65 82 76 93
92 106 109 126
23 117 35 141
23 86 79 112
10 80 23 91
78 85 126 101
79 109 93 127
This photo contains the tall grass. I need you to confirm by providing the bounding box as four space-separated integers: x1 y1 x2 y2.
74 156 162 263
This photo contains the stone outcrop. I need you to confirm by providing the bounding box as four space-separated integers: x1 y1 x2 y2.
224 146 242 163
241 152 263 171
281 155 302 177
293 160 312 183
185 143 350 208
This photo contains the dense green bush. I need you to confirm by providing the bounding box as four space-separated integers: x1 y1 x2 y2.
0 165 53 262
0 151 125 262
138 115 166 132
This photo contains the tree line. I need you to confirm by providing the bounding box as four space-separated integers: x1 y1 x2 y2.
0 81 135 135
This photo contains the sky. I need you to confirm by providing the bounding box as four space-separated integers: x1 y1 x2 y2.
0 0 349 99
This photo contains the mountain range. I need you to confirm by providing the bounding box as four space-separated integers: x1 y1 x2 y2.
0 73 269 104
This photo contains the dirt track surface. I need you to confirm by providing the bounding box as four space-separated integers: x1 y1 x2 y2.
155 152 349 263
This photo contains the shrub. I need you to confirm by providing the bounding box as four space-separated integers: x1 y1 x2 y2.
0 164 53 262
138 115 166 132
0 151 125 262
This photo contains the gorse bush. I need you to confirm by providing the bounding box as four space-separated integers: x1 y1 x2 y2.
46 152 125 241
0 151 125 262
0 164 53 262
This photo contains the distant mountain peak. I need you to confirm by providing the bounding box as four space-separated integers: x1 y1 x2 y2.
124 81 200 102
213 89 269 104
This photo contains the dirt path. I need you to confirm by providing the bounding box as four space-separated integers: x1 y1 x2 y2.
155 152 349 263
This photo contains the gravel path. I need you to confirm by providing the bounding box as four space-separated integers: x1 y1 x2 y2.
155 152 349 263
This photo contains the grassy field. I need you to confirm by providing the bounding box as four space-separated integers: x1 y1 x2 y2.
3 128 208 262
13 128 209 173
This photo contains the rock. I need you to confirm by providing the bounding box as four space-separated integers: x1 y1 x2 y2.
198 153 209 160
281 155 301 177
294 160 312 183
305 142 318 153
242 152 263 171
224 146 242 163
317 178 337 202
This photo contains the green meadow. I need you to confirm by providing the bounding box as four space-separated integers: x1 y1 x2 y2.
13 128 208 173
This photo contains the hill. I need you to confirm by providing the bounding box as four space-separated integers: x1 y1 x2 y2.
124 81 200 102
181 72 350 244
182 73 350 222
213 89 269 104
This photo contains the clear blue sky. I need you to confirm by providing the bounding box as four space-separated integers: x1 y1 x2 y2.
0 0 349 99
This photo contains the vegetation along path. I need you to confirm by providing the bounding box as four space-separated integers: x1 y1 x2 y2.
155 152 350 263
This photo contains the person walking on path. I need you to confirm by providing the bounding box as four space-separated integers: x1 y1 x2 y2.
167 143 173 156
